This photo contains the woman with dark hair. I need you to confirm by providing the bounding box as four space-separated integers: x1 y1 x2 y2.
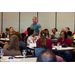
15 32 27 54
55 31 72 62
21 33 26 43
36 30 63 62
44 29 50 38
3 35 21 56
27 29 37 45
51 28 60 39
2 28 9 38
24 27 31 34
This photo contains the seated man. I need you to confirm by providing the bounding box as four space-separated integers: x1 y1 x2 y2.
37 49 56 62
61 28 65 32
51 28 60 39
67 31 74 46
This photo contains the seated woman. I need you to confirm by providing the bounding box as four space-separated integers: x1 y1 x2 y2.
27 29 38 55
8 27 15 38
15 32 27 54
36 30 63 62
51 28 60 39
55 31 72 62
2 28 9 38
24 27 31 35
67 31 74 46
44 29 50 38
65 27 70 34
3 35 21 56
27 29 37 47
21 33 26 43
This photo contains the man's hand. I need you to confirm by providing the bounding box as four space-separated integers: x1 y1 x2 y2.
38 35 40 39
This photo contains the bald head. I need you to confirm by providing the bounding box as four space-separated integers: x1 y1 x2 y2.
32 17 37 24
61 28 64 31
37 49 56 62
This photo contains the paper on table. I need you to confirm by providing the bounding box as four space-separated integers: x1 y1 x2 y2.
20 58 37 62
1 59 22 62
53 46 74 50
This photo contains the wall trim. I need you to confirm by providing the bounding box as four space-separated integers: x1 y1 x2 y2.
55 12 57 28
1 12 3 34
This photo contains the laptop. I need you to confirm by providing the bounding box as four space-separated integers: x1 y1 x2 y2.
25 47 45 58
34 47 45 57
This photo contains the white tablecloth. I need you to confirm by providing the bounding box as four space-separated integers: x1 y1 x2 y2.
52 46 74 51
1 56 37 62
0 38 9 41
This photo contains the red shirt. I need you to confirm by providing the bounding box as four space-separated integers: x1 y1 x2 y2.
36 38 53 50
55 38 72 47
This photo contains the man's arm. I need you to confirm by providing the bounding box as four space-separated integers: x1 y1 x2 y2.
38 28 41 37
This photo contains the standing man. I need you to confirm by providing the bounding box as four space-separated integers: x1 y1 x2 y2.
30 17 41 38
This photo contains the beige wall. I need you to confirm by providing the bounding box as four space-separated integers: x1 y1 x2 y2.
38 12 55 32
0 12 1 34
20 12 37 33
0 12 74 33
57 12 74 32
3 12 19 32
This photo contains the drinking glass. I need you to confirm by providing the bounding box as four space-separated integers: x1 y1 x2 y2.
22 50 27 58
7 35 9 38
0 49 4 61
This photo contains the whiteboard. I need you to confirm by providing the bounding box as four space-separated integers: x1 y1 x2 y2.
20 12 37 33
57 12 74 32
38 12 55 32
3 12 19 33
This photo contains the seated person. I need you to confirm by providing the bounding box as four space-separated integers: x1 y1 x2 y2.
72 32 75 39
55 31 72 62
67 31 74 46
61 28 65 32
36 30 63 62
27 29 37 46
21 33 26 44
8 27 15 38
37 49 56 62
0 41 8 48
44 29 50 38
65 27 70 34
15 32 27 54
51 28 60 39
24 27 31 35
2 28 9 38
3 35 21 56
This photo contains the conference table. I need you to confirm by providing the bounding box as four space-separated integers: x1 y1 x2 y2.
0 56 37 62
52 46 74 51
0 45 74 62
0 38 9 42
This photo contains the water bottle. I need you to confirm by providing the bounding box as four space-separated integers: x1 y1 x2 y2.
9 57 13 62
22 50 26 58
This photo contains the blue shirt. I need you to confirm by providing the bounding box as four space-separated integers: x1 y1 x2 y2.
19 41 27 54
30 22 41 35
